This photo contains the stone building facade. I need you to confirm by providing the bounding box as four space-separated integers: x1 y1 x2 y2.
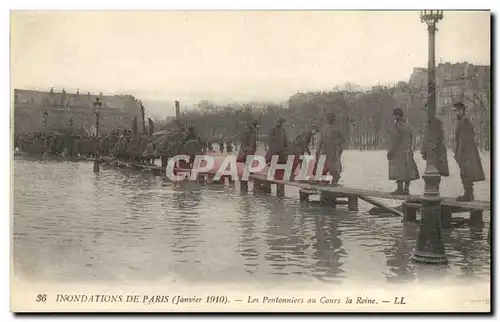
14 88 144 135
390 62 490 149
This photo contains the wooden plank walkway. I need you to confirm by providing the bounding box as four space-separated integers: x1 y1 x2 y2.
96 156 490 226
97 157 490 212
249 173 490 211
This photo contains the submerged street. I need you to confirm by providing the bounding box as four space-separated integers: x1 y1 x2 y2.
13 150 490 286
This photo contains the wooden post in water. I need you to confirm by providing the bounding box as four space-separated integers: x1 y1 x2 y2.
276 184 285 197
299 189 309 202
253 179 272 193
402 201 418 222
470 210 484 227
348 196 358 211
441 207 452 228
240 180 249 193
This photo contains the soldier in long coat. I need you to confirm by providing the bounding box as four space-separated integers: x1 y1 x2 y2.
265 117 288 164
387 108 420 195
126 135 141 162
142 135 158 165
314 113 345 185
421 115 449 177
136 134 150 163
237 121 259 163
452 102 485 201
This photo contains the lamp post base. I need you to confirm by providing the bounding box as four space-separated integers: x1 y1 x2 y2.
413 173 448 265
413 251 448 265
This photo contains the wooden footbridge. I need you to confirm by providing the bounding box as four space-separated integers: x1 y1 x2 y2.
96 155 490 228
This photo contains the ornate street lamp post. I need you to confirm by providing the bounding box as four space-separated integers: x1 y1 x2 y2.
93 97 102 173
139 100 146 134
413 10 447 265
93 97 102 138
43 109 49 131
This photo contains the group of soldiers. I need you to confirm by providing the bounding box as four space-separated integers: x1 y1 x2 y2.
236 101 485 202
17 101 485 202
16 132 101 158
15 126 205 166
388 102 485 201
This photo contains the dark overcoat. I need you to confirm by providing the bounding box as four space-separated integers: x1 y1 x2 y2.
315 124 345 175
388 120 420 181
142 137 158 159
237 126 258 162
454 117 485 182
265 125 288 163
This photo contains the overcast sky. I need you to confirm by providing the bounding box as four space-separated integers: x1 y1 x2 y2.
11 10 490 103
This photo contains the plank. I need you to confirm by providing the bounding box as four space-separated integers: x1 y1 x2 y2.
97 156 491 211
249 173 490 210
358 195 404 217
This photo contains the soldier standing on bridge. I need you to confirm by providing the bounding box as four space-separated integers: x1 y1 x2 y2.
387 107 420 195
237 120 259 163
265 117 288 164
451 102 485 201
314 112 345 185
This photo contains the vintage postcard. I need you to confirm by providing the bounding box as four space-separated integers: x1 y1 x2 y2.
10 9 491 313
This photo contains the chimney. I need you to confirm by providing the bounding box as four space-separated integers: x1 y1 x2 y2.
175 101 180 120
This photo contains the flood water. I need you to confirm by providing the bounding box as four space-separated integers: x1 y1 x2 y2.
12 150 491 286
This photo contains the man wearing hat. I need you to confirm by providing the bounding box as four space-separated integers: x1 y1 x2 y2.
314 112 345 185
451 102 485 201
237 120 259 163
387 107 419 195
265 117 288 164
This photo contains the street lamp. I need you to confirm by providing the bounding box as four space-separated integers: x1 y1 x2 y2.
139 100 146 134
93 97 102 138
43 109 49 131
413 10 447 265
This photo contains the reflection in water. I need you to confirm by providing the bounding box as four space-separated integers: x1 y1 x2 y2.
169 183 203 263
445 225 490 281
263 200 315 277
13 159 491 285
237 197 260 274
384 223 418 283
312 210 345 283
